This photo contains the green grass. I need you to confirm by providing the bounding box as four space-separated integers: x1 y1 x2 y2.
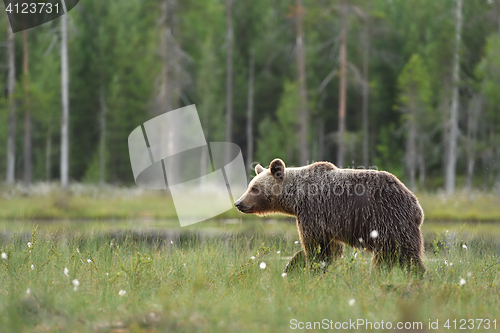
1 184 500 222
0 222 499 332
417 191 500 222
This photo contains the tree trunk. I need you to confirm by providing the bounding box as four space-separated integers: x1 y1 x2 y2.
337 0 347 168
160 1 170 113
481 151 489 190
6 25 16 184
418 153 425 190
445 0 462 194
159 0 169 188
406 102 416 192
498 3 500 35
46 126 52 181
497 148 500 190
246 48 255 174
296 0 309 165
160 0 179 184
465 95 481 191
361 15 370 168
60 13 70 188
167 0 178 111
23 30 32 187
319 120 325 161
99 84 107 185
225 0 234 165
465 151 475 191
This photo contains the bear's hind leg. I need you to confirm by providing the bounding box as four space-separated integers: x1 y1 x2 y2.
400 252 426 277
327 240 344 261
371 248 397 272
399 231 426 276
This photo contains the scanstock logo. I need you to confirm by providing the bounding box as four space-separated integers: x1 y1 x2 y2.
128 105 247 226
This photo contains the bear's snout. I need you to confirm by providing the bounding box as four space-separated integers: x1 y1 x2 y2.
234 200 242 210
234 200 252 213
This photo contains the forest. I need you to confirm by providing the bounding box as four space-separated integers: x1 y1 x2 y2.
1 0 500 193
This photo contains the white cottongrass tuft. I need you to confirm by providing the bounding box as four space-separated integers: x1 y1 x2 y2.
27 242 32 248
2 253 7 260
119 290 126 296
370 230 379 239
106 273 109 276
277 251 280 254
320 262 326 268
444 260 448 266
64 267 69 277
72 279 80 291
358 238 363 243
348 299 355 306
467 272 472 278
26 288 31 295
260 262 267 270
462 244 467 250
282 273 287 278
459 278 466 286
250 256 256 260
87 259 92 263
30 264 34 270
294 241 299 244
76 248 80 254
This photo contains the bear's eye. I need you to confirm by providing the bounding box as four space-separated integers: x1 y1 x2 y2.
251 186 259 194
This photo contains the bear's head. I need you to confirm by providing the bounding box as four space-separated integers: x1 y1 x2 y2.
234 158 292 216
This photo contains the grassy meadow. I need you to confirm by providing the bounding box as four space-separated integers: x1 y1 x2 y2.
0 220 499 332
0 184 500 332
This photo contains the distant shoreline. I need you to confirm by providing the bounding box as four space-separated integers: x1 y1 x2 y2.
0 183 499 222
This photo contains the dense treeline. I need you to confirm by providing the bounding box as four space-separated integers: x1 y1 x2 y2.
0 0 499 192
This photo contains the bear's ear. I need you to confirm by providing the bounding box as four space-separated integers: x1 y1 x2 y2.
270 158 285 180
255 164 265 175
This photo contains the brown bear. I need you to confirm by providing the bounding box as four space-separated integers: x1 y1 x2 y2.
234 158 425 274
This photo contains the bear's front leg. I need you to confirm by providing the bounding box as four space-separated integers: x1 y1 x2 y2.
284 250 306 272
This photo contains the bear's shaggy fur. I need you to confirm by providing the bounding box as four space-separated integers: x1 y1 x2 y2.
234 158 425 274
